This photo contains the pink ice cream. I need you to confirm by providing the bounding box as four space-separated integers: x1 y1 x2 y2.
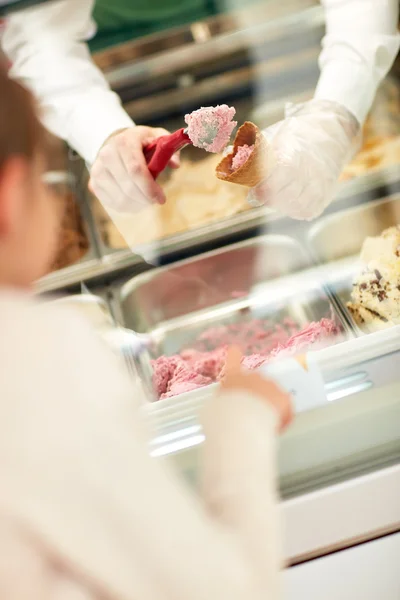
161 362 212 399
153 347 227 400
231 144 254 171
152 317 340 400
241 353 269 370
269 318 338 361
184 105 237 153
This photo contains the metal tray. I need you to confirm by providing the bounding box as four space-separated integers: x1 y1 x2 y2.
308 194 400 333
35 166 101 293
113 235 352 401
88 165 400 268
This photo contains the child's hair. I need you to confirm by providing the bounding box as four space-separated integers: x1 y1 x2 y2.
0 66 45 172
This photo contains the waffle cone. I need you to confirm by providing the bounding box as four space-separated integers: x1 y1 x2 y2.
215 121 269 187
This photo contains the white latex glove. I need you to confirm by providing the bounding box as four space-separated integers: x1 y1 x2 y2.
248 100 361 221
89 126 180 213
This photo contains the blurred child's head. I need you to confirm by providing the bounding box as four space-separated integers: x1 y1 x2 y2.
0 67 60 288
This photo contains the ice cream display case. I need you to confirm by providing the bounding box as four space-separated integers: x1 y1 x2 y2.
29 2 400 567
121 235 400 563
95 193 400 564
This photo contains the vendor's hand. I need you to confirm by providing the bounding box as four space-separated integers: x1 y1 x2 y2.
248 100 361 220
222 347 293 432
89 126 180 213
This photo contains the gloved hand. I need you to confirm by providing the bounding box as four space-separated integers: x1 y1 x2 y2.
88 126 180 213
248 100 361 220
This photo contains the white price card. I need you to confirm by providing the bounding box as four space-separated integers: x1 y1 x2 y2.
258 352 327 413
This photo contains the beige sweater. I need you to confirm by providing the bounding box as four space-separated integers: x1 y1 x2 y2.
0 291 281 600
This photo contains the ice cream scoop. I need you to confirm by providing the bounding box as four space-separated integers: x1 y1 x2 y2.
144 105 237 178
184 105 237 153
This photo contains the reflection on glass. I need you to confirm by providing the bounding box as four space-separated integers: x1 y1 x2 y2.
2 0 400 495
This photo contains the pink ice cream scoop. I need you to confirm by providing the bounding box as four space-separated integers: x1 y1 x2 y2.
144 105 237 178
231 144 254 171
184 105 237 153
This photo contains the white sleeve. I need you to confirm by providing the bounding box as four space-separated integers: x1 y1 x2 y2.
0 518 50 600
314 0 400 124
0 516 96 599
0 304 282 600
2 0 134 164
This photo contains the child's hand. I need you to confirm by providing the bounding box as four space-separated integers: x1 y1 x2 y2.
221 347 293 432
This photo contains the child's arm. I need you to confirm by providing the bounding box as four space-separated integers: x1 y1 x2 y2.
201 348 292 600
0 306 291 600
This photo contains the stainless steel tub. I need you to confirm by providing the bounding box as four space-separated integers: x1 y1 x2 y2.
36 166 101 293
114 236 352 401
308 194 400 332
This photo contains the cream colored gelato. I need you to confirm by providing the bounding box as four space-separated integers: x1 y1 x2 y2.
347 226 400 330
94 155 250 248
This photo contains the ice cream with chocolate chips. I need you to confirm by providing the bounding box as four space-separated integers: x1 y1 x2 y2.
347 226 400 331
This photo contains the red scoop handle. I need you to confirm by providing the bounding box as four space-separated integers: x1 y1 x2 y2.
144 128 191 179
